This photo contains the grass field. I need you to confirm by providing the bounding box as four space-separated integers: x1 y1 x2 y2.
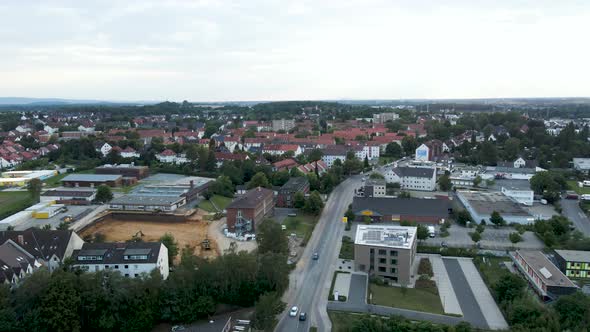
283 213 318 244
329 311 367 332
473 256 513 289
0 191 33 220
339 236 354 260
567 180 590 195
198 195 233 212
369 283 444 315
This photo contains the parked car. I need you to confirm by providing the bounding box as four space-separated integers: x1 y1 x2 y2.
582 194 590 201
312 252 319 260
289 306 299 317
566 191 579 200
299 312 307 321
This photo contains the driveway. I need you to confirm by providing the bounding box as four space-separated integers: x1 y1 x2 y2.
347 274 367 306
561 198 590 236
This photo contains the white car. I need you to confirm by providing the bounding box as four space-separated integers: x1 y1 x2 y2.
289 306 299 317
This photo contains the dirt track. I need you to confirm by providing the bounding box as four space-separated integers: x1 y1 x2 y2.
81 216 220 261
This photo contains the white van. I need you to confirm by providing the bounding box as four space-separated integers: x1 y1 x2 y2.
581 194 590 201
584 180 590 187
427 226 435 238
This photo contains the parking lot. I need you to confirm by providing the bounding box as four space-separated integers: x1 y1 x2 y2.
15 204 102 231
423 225 544 250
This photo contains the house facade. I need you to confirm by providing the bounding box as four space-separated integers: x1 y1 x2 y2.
226 187 275 235
384 166 437 191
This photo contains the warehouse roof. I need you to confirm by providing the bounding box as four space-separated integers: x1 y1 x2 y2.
457 191 532 217
391 166 435 178
110 195 185 206
42 189 96 197
61 174 122 182
352 197 450 217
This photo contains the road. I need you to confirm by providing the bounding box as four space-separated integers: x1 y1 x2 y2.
275 175 360 332
561 197 590 236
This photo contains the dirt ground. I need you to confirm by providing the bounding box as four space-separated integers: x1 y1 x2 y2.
81 213 220 262
208 217 258 254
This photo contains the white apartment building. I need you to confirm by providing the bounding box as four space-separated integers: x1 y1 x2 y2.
72 242 169 280
384 166 437 191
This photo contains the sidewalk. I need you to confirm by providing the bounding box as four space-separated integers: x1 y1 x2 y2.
423 254 463 316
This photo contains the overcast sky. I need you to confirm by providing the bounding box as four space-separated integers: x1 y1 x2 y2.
1 1 589 101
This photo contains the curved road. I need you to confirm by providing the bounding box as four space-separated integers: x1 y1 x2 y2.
276 175 361 332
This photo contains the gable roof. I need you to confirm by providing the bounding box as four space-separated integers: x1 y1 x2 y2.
0 228 75 261
72 242 163 265
227 187 274 209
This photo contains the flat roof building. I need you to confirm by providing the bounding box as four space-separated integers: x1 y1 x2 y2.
40 188 97 205
456 190 535 225
512 250 577 300
352 197 451 224
61 174 123 188
96 164 150 179
354 225 417 285
109 195 186 212
554 249 590 280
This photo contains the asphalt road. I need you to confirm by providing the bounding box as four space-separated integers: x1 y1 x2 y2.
561 197 590 236
275 175 360 332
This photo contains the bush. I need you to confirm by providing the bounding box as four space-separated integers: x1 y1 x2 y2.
338 295 347 302
417 258 434 277
418 245 476 257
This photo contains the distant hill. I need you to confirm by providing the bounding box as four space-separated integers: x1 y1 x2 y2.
0 97 160 106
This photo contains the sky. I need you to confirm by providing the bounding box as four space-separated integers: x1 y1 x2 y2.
1 0 589 102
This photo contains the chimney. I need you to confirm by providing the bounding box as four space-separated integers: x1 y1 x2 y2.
190 180 194 189
17 235 24 245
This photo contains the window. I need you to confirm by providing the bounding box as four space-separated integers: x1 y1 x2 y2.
390 268 397 273
390 250 398 256
378 266 386 272
124 255 149 260
105 265 109 269
125 274 129 277
114 265 119 269
359 264 366 271
378 249 387 256
125 265 129 269
134 274 139 277
379 258 386 264
391 259 397 265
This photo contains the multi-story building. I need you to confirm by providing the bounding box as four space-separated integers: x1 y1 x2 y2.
72 242 169 280
512 250 577 300
40 188 97 205
276 177 309 208
226 187 275 235
352 197 450 224
271 119 296 132
554 250 590 279
322 145 366 168
415 140 444 162
372 112 399 124
384 166 436 191
356 178 386 198
354 225 417 285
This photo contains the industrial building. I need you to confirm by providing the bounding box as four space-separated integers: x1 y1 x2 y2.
512 250 577 300
61 174 123 187
109 195 186 212
456 190 535 224
71 242 169 280
226 187 274 235
554 250 590 279
95 164 150 179
41 189 97 205
352 197 451 224
0 170 57 187
354 225 417 285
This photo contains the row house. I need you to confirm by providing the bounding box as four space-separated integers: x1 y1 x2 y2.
156 149 188 164
262 144 302 156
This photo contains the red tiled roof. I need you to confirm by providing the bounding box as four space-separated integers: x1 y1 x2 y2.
159 149 176 156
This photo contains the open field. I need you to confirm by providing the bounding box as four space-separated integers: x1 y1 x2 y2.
198 195 232 212
80 216 220 261
473 256 513 289
0 191 33 220
369 283 444 315
567 180 590 195
283 213 318 244
329 311 367 332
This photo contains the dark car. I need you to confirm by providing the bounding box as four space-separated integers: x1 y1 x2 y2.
566 191 579 200
312 252 319 260
299 312 307 321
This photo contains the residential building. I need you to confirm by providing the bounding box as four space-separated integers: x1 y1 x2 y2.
512 250 577 300
272 119 296 132
297 160 328 175
120 147 140 158
554 250 590 279
573 158 590 171
372 112 399 124
96 164 150 179
415 140 444 162
0 240 39 284
501 187 534 206
322 145 365 167
354 225 417 285
226 187 274 235
95 142 112 157
0 228 84 272
497 157 538 169
262 144 302 156
456 190 535 224
277 177 309 208
384 166 437 191
61 174 123 187
272 158 299 172
352 197 451 224
72 242 169 280
156 149 188 164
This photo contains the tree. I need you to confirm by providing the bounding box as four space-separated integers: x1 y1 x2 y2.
39 272 82 332
95 185 113 203
470 231 481 244
252 293 285 331
369 172 384 179
401 136 417 156
490 211 505 227
247 172 271 189
473 175 482 187
308 149 323 162
209 175 234 197
438 174 452 191
503 137 521 160
27 178 42 203
363 156 369 169
206 149 217 172
159 233 179 265
456 210 472 226
303 191 324 215
476 224 485 234
493 274 526 303
554 292 590 331
416 224 429 241
293 192 305 209
530 171 562 203
478 141 497 165
385 142 402 159
509 232 522 244
257 220 288 255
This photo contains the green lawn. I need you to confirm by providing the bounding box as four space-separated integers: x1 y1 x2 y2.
198 195 233 212
283 213 318 244
339 236 354 260
567 180 590 195
329 311 367 332
369 283 444 315
473 256 513 288
0 191 34 220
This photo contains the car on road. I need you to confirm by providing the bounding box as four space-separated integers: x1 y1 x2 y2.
289 306 299 317
312 252 319 260
299 312 307 321
441 241 448 248
171 325 185 332
566 191 579 199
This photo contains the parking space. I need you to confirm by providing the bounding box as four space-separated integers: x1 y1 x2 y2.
347 274 368 306
443 258 487 327
424 225 544 250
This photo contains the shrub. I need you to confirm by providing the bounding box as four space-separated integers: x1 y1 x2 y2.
417 258 434 277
